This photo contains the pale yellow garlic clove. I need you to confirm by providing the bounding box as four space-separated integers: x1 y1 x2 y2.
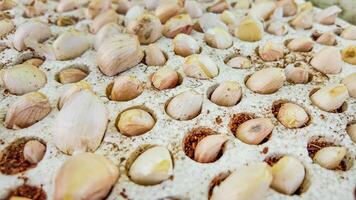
110 75 143 101
236 118 273 145
151 67 179 90
220 10 237 25
129 146 173 185
116 0 133 14
342 72 356 98
13 21 51 51
117 108 155 136
124 5 145 26
24 0 46 18
163 14 193 38
204 27 233 49
97 34 144 76
234 0 251 9
310 84 349 112
207 0 229 13
287 37 314 52
0 19 14 38
313 146 346 169
246 68 286 94
85 0 111 19
185 0 203 19
341 45 356 65
226 56 251 69
285 65 309 84
127 13 162 44
310 47 343 74
210 81 242 107
346 123 356 143
145 44 166 66
315 31 336 46
58 68 88 84
90 9 122 33
94 23 124 50
54 153 119 200
23 58 44 67
194 134 228 163
266 21 287 36
155 3 179 23
57 81 91 110
277 103 309 128
314 5 341 25
340 26 356 40
5 92 51 129
276 0 297 17
57 0 78 13
258 41 284 61
166 90 203 120
249 1 276 21
173 33 200 57
0 0 16 11
211 162 272 200
290 10 313 30
144 0 159 10
183 54 219 79
234 15 264 42
199 13 228 33
23 140 46 164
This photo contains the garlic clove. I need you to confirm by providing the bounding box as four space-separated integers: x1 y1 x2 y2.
58 81 92 110
129 146 173 185
24 0 46 18
117 108 155 136
277 103 309 128
163 14 193 38
0 19 14 38
285 65 309 84
53 90 109 155
220 10 237 25
276 0 297 17
85 0 111 19
340 26 356 40
315 31 336 46
23 58 44 67
124 5 145 27
342 72 356 98
341 45 356 65
90 9 122 34
166 90 203 120
204 27 233 49
5 92 51 129
346 123 356 143
271 156 305 195
185 0 203 19
211 162 272 200
207 0 229 13
236 118 273 145
310 47 343 74
23 140 46 164
210 81 242 107
249 1 276 21
258 41 284 61
310 84 349 112
173 33 200 57
314 5 341 25
313 146 346 169
266 21 287 36
9 197 31 200
57 0 78 13
198 13 228 33
152 67 179 90
290 10 313 30
94 23 124 50
54 153 119 200
286 37 313 52
194 134 228 163
183 54 219 79
13 21 51 51
110 75 143 101
116 0 133 14
145 44 166 66
226 56 251 69
155 3 179 24
56 16 78 27
58 68 88 84
127 13 162 44
0 0 16 11
144 0 159 10
246 67 286 94
234 15 264 42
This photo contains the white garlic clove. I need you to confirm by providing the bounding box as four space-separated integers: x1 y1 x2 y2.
0 19 14 38
276 0 297 17
90 9 122 34
184 0 203 19
145 44 166 66
220 10 238 25
198 13 228 33
58 68 88 84
346 123 356 143
236 118 274 145
290 10 313 30
58 81 91 110
287 37 314 52
342 72 356 98
310 84 349 112
155 3 179 24
246 68 286 94
210 81 242 107
204 27 233 49
152 67 179 90
315 31 336 46
226 56 251 69
85 0 111 19
124 5 144 26
341 45 356 65
285 65 309 84
94 23 124 50
144 0 159 10
57 0 78 13
117 108 155 136
163 14 193 38
310 47 343 74
127 13 162 44
313 146 346 169
314 5 341 25
340 26 356 40
13 21 51 51
23 140 46 164
173 33 200 57
249 1 276 21
166 90 203 120
266 21 287 36
110 75 143 101
234 15 264 42
277 103 309 128
116 0 133 14
194 134 228 163
54 153 119 200
129 146 173 185
183 54 219 79
258 41 284 61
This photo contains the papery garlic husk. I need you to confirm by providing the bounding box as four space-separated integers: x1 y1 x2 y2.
210 81 242 107
285 64 309 84
313 146 346 170
152 67 179 90
58 68 88 84
314 5 341 25
97 34 144 76
276 0 297 17
116 0 133 14
57 0 78 13
204 27 233 49
271 156 305 195
290 10 313 30
266 21 287 36
286 37 313 52
144 0 159 10
315 31 336 46
85 0 111 19
53 90 109 155
127 13 162 44
24 0 46 18
234 15 264 42
194 134 228 163
94 23 124 50
258 41 284 61
236 118 274 145
155 3 179 23
310 47 343 74
340 26 356 40
346 123 356 143
246 67 286 94
145 44 166 66
166 90 203 120
207 0 229 13
109 75 143 101
124 5 144 26
23 58 44 67
277 103 309 128
5 92 51 129
310 84 349 112
0 64 47 95
163 14 193 38
129 146 173 185
198 13 228 33
341 45 356 65
211 162 272 200
185 0 203 19
54 153 119 200
249 1 276 21
57 81 91 110
117 108 155 136
183 54 219 79
0 0 16 11
227 56 251 69
342 72 356 98
90 9 122 33
173 33 200 57
0 19 14 38
23 140 46 164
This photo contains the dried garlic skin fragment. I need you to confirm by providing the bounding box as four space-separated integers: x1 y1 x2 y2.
127 13 162 44
117 108 155 136
23 140 46 164
342 72 356 98
310 84 349 112
13 21 51 51
341 45 356 65
194 134 228 163
54 153 119 200
210 81 242 107
347 123 356 143
163 14 193 38
58 68 88 84
204 27 233 49
166 90 203 120
0 19 14 38
235 15 264 42
246 67 286 94
173 33 200 57
310 47 343 74
183 54 219 79
145 44 166 66
236 118 274 145
313 146 347 170
110 75 143 101
151 68 179 90
277 103 309 128
129 146 173 185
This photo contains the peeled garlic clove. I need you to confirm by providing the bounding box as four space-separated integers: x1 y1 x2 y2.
226 56 251 69
246 67 286 94
13 21 51 51
5 92 51 129
315 31 336 46
207 0 229 13
310 84 349 112
166 90 203 120
116 0 133 14
183 54 219 79
290 10 313 30
85 0 111 19
346 123 356 143
314 5 341 25
117 108 155 136
110 75 143 101
204 27 232 49
271 156 305 195
53 90 109 155
129 146 173 185
236 118 273 145
234 15 264 42
198 13 228 33
97 34 144 76
54 153 119 200
173 33 200 57
310 47 343 74
194 134 228 163
249 1 276 21
234 0 250 9
57 0 78 13
0 0 16 10
266 21 287 36
0 19 14 38
313 146 346 169
184 0 203 19
287 37 314 52
94 23 124 50
277 0 297 17
90 9 122 33
285 65 309 84
127 13 162 44
220 10 237 25
58 81 91 109
58 68 88 84
155 3 179 24
163 14 193 38
124 5 145 26
258 41 284 61
340 26 356 40
0 64 47 95
341 45 356 65
144 0 159 10
23 140 46 164
277 103 309 128
210 81 242 107
211 162 272 200
23 58 44 67
145 44 166 66
152 68 179 90
342 73 356 98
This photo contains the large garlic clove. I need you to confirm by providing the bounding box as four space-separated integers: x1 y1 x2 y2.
227 56 251 69
276 0 297 17
277 103 309 128
346 123 356 143
183 54 219 79
211 162 272 200
127 13 162 44
285 65 309 84
57 0 78 13
310 84 349 112
340 26 356 40
54 153 119 200
13 21 51 51
310 47 343 74
53 90 109 155
152 67 179 90
0 64 47 95
94 23 124 50
313 146 346 170
341 45 356 65
145 44 166 66
271 156 305 195
173 33 200 57
155 3 179 24
258 41 284 61
236 118 273 145
314 5 341 25
97 34 144 76
58 68 88 84
117 108 155 136
58 81 92 110
166 90 203 120
342 73 356 98
249 1 276 21
23 140 46 164
234 15 264 42
90 9 122 33
5 92 51 129
290 10 313 30
194 134 228 163
163 14 193 38
85 0 111 19
315 31 336 46
184 0 203 19
210 81 242 107
129 146 173 185
198 13 228 33
124 5 144 26
0 19 14 38
110 75 143 101
286 37 313 52
204 27 233 49
246 67 286 94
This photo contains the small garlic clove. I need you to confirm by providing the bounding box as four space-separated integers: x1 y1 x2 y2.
277 103 309 128
340 26 356 40
258 41 284 61
0 0 16 11
145 44 166 66
183 54 219 79
310 47 343 74
220 10 237 25
54 153 119 200
129 146 173 185
234 15 264 42
13 21 51 51
342 72 356 98
23 58 44 67
249 1 276 21
116 0 133 14
184 0 203 19
210 81 242 107
0 19 14 38
117 108 155 136
204 27 233 49
246 68 286 94
211 162 272 200
166 90 203 120
94 23 124 50
57 0 78 13
127 13 162 44
341 45 356 65
58 81 91 110
194 134 228 163
110 75 143 101
313 146 346 169
152 67 179 90
90 9 122 34
124 5 145 26
290 10 313 30
85 0 111 19
271 156 305 195
226 56 251 69
310 84 349 112
23 140 46 164
155 3 179 24
207 0 229 13
58 68 88 84
276 0 297 17
287 37 314 52
198 13 228 33
346 123 356 143
315 31 336 46
144 0 159 10
236 118 273 145
173 33 200 57
266 21 287 36
163 14 193 38
314 5 341 25
285 65 309 84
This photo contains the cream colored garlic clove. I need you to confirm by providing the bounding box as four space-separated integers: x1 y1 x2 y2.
166 90 203 120
58 68 88 84
236 118 273 145
23 140 46 164
249 1 276 21
129 146 173 185
210 81 242 107
57 81 91 110
266 21 287 36
314 5 341 25
341 45 356 65
211 162 272 200
199 13 228 33
90 9 122 34
246 68 286 94
94 23 124 50
194 134 228 163
53 90 109 155
340 26 356 40
173 33 200 57
315 31 336 46
310 84 349 112
285 65 309 84
227 56 251 69
109 75 143 101
23 58 44 67
0 0 16 11
152 67 179 90
290 10 313 30
97 34 144 76
313 146 346 170
155 3 179 24
13 21 51 51
258 41 284 61
342 73 356 98
276 0 297 17
144 0 159 10
234 15 264 42
185 0 203 19
234 0 250 9
183 54 219 79
116 0 133 14
124 5 145 26
54 153 119 200
287 37 313 52
24 0 46 18
207 0 229 13
5 92 51 129
163 14 193 38
85 0 111 19
220 10 237 25
127 13 162 44
57 0 78 13
117 108 155 136
310 47 343 74
0 64 47 95
204 27 233 49
145 44 166 66
271 156 305 195
0 19 14 38
277 103 309 128
346 123 356 143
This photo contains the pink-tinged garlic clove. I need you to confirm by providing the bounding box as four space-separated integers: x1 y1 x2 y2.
94 23 124 50
116 0 133 14
227 56 251 69
287 37 314 52
173 33 200 57
57 0 78 13
210 81 242 107
23 140 46 164
151 67 179 90
314 5 341 25
258 41 284 62
183 54 219 79
194 134 228 163
163 14 193 38
144 0 159 10
313 146 346 170
315 31 336 46
204 27 233 49
155 3 179 24
124 5 144 26
246 67 286 94
117 108 155 136
166 90 203 121
249 1 276 21
109 75 143 101
127 13 162 44
236 118 274 145
145 44 166 66
0 19 14 38
277 103 309 128
310 47 343 74
266 21 287 36
198 13 228 33
290 10 313 30
285 65 309 84
276 0 297 17
207 0 229 13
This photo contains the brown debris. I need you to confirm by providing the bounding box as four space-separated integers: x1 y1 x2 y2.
4 184 47 200
183 127 216 159
228 113 254 133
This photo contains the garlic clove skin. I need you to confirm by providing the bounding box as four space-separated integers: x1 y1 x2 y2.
249 1 276 21
110 75 143 101
235 15 264 42
236 118 274 145
184 0 203 19
13 21 51 51
310 47 343 74
23 140 46 164
276 0 297 17
94 23 124 50
163 14 193 38
287 37 313 52
340 26 356 40
314 5 341 25
204 27 233 49
129 146 173 185
210 81 242 107
144 0 159 10
285 65 309 84
246 67 286 94
258 41 284 61
152 68 179 90
211 162 272 200
166 90 203 121
57 0 78 13
54 153 119 200
58 81 92 110
198 13 228 33
341 45 356 65
85 0 111 19
315 31 336 46
207 0 229 14
310 84 349 112
58 68 88 84
194 134 228 163
290 10 313 30
127 14 162 44
183 54 219 79
145 44 166 66
271 156 305 195
0 19 14 38
227 56 251 69
117 108 155 136
155 3 179 24
90 9 122 34
173 33 200 57
313 146 346 170
277 103 309 128
5 92 51 129
346 123 356 143
342 72 356 98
